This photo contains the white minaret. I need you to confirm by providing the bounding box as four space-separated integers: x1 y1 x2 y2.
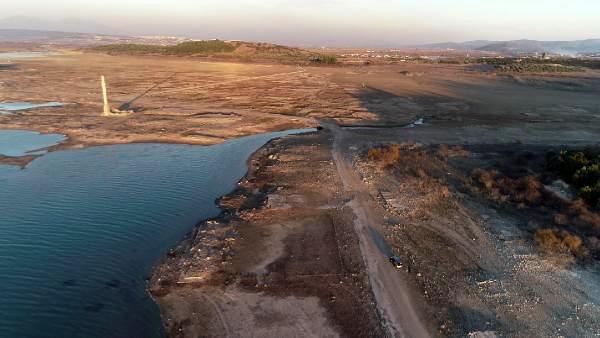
101 75 111 116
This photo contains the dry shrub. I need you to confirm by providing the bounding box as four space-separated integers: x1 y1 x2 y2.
567 199 600 229
563 234 583 254
508 176 543 205
437 144 470 159
369 143 457 182
534 229 584 256
368 144 402 167
535 229 563 252
472 170 543 205
472 168 499 190
472 158 600 260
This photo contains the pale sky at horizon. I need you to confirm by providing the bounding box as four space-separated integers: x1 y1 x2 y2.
3 0 600 46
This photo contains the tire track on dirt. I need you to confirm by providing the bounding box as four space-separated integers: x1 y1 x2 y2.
323 120 430 338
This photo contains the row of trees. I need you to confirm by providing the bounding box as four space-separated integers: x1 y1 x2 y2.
92 40 236 55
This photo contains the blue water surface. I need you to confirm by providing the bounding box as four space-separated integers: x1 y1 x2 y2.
0 129 311 338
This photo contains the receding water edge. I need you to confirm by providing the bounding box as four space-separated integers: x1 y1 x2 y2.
0 128 314 338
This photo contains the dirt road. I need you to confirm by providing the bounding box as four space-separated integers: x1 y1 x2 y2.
323 120 430 338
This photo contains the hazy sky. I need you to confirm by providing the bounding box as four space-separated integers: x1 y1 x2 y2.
3 0 600 46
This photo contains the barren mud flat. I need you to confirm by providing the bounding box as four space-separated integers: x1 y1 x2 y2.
2 50 600 337
0 53 376 151
148 61 600 337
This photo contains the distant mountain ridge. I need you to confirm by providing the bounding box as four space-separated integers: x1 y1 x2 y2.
477 39 600 55
417 39 600 55
416 40 497 50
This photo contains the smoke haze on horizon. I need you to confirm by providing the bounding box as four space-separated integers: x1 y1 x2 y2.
2 0 600 47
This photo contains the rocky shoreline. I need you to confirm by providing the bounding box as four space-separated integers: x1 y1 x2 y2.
148 130 384 337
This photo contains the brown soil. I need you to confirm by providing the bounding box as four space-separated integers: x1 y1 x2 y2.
0 154 38 167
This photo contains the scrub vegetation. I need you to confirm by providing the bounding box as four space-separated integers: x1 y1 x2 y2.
91 40 337 64
367 144 402 167
477 58 583 72
427 57 600 72
367 142 600 262
547 149 600 209
469 148 600 261
92 40 239 55
308 54 338 64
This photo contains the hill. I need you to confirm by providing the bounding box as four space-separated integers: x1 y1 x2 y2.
90 40 337 64
416 40 497 50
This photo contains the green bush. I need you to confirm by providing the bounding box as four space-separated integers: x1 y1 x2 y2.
309 55 337 64
574 164 600 187
91 44 166 54
496 63 581 73
548 150 593 178
547 149 600 208
91 40 236 55
476 57 598 72
580 183 600 209
165 40 236 55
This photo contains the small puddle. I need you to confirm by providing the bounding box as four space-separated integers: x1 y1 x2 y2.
0 102 63 111
340 117 426 130
0 102 63 115
0 52 52 60
0 130 66 157
405 117 424 128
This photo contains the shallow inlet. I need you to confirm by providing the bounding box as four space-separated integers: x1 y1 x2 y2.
0 102 63 115
0 128 312 338
0 51 53 60
0 129 66 157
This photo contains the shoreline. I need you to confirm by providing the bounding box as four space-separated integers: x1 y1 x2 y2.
148 129 385 337
0 125 318 167
146 131 291 337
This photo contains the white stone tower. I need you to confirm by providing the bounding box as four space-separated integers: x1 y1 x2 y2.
101 75 111 116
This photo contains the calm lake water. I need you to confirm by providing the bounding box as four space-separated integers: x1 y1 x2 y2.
0 129 310 338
